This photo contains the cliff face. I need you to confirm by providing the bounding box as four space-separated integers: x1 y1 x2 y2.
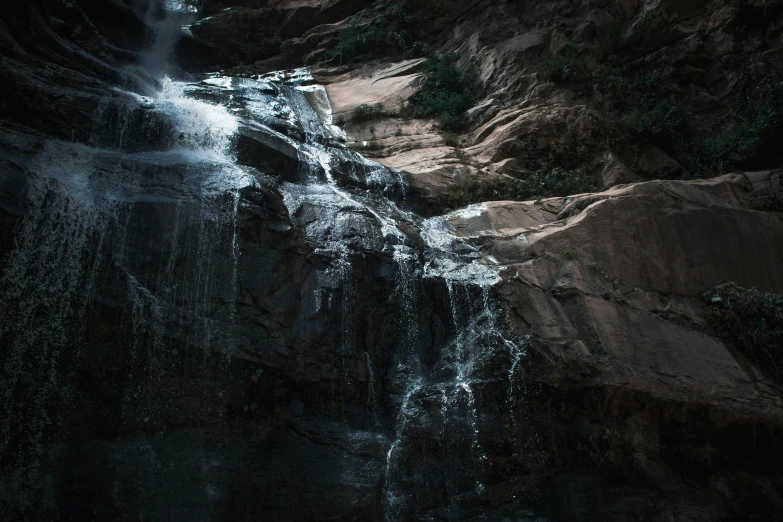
1 1 782 521
188 0 783 201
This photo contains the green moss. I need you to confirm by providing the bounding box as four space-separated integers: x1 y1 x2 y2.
706 283 783 381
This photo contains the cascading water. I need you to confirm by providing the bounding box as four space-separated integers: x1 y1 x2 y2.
0 1 534 519
0 1 253 514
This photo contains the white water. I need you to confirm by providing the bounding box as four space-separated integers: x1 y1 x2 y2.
0 1 532 518
0 2 252 510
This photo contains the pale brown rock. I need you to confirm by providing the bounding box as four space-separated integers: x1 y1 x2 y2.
444 174 783 426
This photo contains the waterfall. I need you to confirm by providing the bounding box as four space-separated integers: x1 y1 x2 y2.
0 1 530 519
0 3 251 513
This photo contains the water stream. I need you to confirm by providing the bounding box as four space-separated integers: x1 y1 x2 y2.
0 1 530 518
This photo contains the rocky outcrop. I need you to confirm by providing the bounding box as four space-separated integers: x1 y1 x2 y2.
198 0 783 211
447 174 783 416
2 1 783 521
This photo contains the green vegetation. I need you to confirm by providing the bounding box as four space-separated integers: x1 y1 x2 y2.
746 171 783 212
537 44 585 84
593 67 688 141
563 248 581 261
442 132 460 147
451 167 597 207
328 22 390 64
706 283 783 381
451 133 597 207
312 10 477 131
498 135 592 172
678 81 783 176
351 103 390 122
407 53 476 132
532 10 783 180
316 5 431 65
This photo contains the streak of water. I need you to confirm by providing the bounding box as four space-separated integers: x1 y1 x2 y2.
0 1 534 517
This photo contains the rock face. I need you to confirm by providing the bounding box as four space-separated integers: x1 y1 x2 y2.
1 1 783 522
203 0 783 210
453 175 783 417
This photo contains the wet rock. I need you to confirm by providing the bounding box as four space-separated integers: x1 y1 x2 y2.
2 1 783 521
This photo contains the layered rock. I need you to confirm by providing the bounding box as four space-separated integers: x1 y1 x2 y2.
1 1 783 521
199 0 783 210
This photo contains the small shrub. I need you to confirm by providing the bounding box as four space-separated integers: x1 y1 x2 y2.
537 44 585 83
409 53 476 132
518 167 598 200
442 132 460 147
593 66 687 141
706 283 783 380
497 135 592 172
329 22 388 64
351 103 388 122
746 171 783 212
452 176 516 206
563 248 581 261
677 81 783 177
318 5 432 65
451 167 597 207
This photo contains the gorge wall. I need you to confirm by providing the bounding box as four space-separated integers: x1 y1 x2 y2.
1 1 782 521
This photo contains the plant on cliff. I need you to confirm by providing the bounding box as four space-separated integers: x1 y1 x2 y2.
451 167 597 207
706 283 783 380
537 44 586 84
674 81 783 176
593 66 688 142
497 134 592 173
319 5 431 65
329 21 389 64
408 53 476 132
525 2 783 180
732 0 783 35
570 21 783 179
351 103 390 122
746 171 783 212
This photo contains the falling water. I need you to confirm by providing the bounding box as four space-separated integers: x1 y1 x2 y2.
0 1 252 513
0 1 532 518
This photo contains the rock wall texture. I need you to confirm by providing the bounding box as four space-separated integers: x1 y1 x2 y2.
1 1 783 521
190 0 783 210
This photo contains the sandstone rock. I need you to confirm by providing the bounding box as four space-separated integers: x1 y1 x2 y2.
442 174 783 426
3 1 783 521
